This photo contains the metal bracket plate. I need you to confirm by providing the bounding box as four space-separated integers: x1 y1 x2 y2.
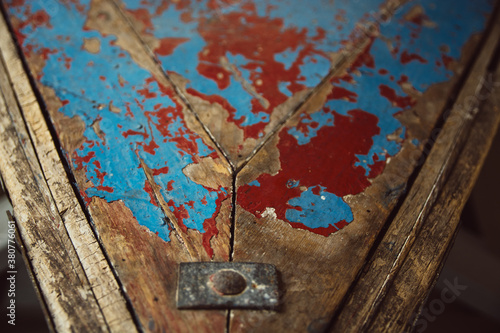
177 262 279 310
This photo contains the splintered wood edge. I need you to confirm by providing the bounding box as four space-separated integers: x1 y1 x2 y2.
8 211 57 332
2 2 230 331
0 62 107 332
368 56 500 333
0 11 138 333
330 5 500 332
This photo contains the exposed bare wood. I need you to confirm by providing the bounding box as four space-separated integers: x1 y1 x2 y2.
2 0 232 330
88 197 229 332
139 156 199 259
330 8 500 333
90 0 234 171
114 0 413 169
1 0 498 331
12 211 57 333
0 59 108 333
0 10 137 332
367 62 500 332
230 3 498 333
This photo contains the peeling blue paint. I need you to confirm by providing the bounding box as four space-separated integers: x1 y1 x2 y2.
286 187 354 229
7 0 229 242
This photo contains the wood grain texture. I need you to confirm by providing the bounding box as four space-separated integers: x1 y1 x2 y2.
1 0 498 332
330 5 500 332
9 211 57 332
3 0 230 331
87 197 230 332
77 3 232 330
231 1 497 332
0 12 137 332
367 64 500 332
0 50 108 332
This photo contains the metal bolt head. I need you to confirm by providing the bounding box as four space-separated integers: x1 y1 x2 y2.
210 269 247 295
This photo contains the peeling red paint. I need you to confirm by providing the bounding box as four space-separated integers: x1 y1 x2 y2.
126 8 153 32
329 86 358 102
350 38 376 71
9 0 487 249
25 10 52 30
368 155 386 179
196 63 231 90
73 151 96 170
288 221 343 236
400 50 427 64
137 85 158 99
442 53 455 69
144 180 158 207
167 200 189 233
96 185 114 193
155 37 189 57
142 138 159 155
196 3 328 114
122 129 149 139
239 109 381 236
379 84 416 109
152 166 169 176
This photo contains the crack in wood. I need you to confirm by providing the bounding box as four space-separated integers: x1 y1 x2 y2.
0 7 139 330
3 0 497 331
108 0 236 172
138 155 199 259
328 3 500 330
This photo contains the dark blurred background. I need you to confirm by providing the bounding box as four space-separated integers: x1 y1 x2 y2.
0 132 499 332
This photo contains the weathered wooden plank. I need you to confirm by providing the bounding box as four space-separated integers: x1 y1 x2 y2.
361 53 500 333
4 0 232 258
8 210 57 332
3 0 230 330
330 5 500 332
2 0 498 332
231 0 495 331
0 12 137 332
0 53 108 332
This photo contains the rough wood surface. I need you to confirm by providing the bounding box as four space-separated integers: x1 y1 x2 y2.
10 210 57 332
0 0 498 332
363 59 500 333
0 12 137 332
0 50 108 332
230 1 498 332
330 9 500 332
2 0 230 331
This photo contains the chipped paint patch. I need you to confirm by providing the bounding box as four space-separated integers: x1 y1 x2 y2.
7 0 230 255
6 0 493 241
238 0 492 235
